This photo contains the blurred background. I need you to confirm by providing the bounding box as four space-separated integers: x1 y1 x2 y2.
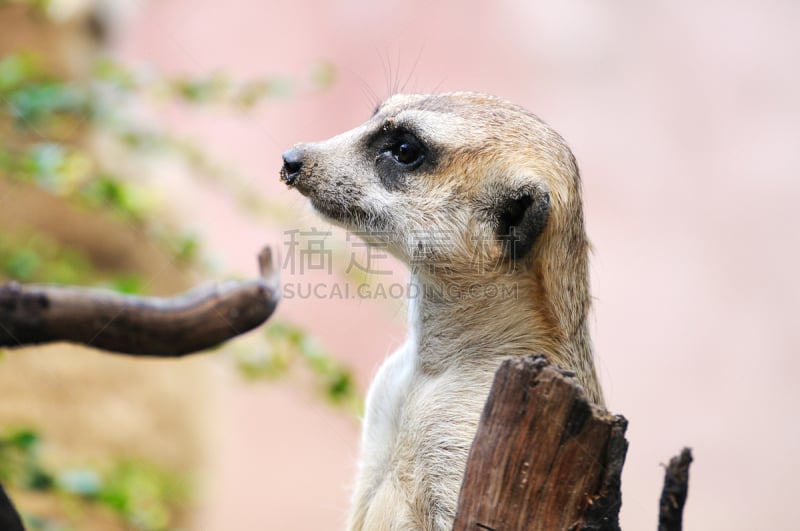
0 0 798 529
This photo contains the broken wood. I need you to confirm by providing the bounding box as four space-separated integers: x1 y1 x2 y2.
658 448 693 531
0 247 279 357
453 355 628 531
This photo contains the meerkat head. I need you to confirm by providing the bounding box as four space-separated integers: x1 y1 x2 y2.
280 92 585 281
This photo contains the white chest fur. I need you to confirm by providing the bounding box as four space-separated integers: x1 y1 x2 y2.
348 281 506 530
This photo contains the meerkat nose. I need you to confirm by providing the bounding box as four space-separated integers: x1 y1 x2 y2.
281 147 304 186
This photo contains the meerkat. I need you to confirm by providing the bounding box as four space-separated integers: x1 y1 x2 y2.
280 92 604 531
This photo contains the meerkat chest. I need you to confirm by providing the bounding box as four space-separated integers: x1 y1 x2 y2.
359 341 416 471
359 343 496 522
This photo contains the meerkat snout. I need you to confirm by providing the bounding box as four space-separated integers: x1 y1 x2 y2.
280 147 304 186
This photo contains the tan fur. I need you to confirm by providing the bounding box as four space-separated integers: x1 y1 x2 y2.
282 92 603 530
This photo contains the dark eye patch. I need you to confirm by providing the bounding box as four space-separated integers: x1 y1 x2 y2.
362 121 440 191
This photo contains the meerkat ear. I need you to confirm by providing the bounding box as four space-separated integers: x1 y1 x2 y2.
495 184 550 259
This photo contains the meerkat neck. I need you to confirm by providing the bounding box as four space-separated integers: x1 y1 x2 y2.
407 273 558 369
406 267 602 404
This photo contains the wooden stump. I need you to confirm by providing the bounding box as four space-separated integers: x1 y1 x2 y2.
453 355 628 531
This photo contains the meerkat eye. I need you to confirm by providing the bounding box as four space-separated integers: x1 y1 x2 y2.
385 133 425 168
392 142 422 165
393 142 420 164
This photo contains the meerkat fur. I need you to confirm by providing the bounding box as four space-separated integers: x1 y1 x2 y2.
281 92 604 530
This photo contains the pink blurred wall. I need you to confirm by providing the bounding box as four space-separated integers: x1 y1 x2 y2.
115 1 800 529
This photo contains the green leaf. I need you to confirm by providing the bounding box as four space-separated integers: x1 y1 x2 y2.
5 249 41 280
24 143 67 189
8 429 40 452
327 370 354 402
58 469 102 497
0 53 40 92
25 469 55 491
7 83 87 127
109 275 144 295
173 73 229 103
310 61 336 89
92 57 136 90
96 460 187 530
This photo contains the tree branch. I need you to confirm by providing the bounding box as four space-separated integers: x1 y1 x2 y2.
0 247 279 357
